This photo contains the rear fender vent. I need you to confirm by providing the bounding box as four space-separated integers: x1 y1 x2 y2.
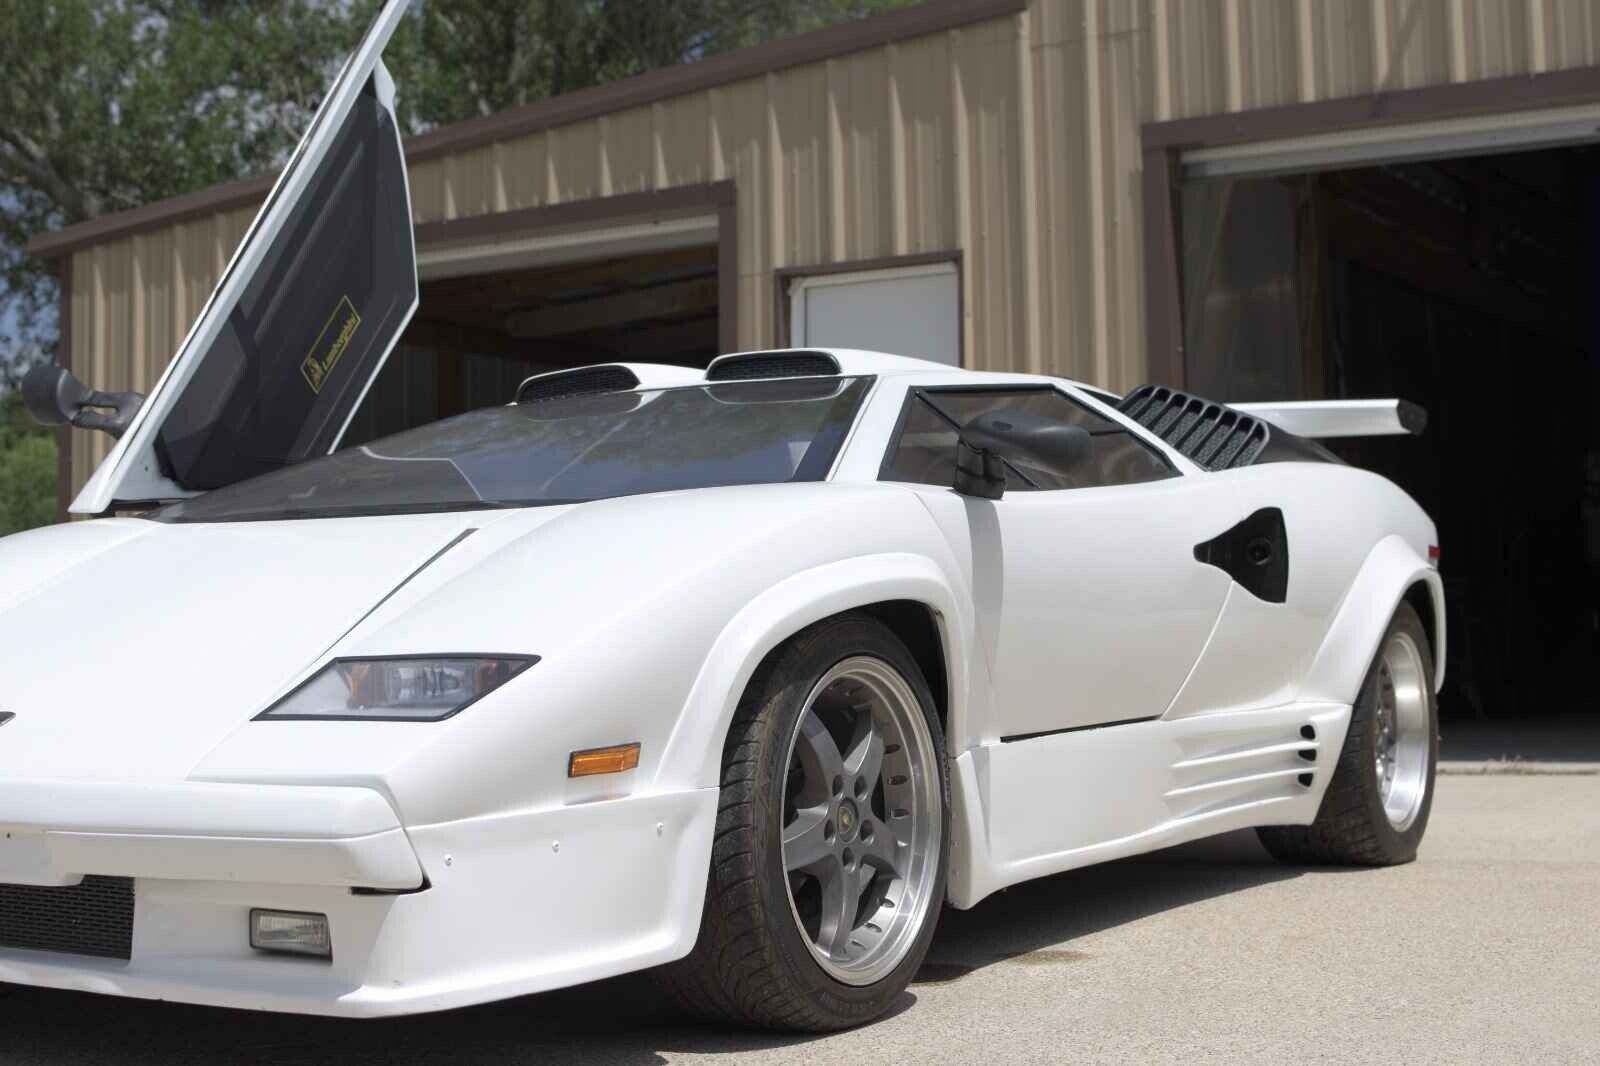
0 875 135 960
516 364 640 404
1118 385 1270 470
705 350 841 382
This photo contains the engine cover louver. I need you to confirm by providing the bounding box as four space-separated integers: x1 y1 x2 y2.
705 350 840 382
1117 385 1270 471
516 365 640 404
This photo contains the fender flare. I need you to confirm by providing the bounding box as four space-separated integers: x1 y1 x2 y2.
652 552 969 792
1301 534 1445 704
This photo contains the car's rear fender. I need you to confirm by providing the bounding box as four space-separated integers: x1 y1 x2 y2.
1301 534 1446 702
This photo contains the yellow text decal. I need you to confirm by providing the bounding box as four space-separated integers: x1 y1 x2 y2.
301 295 363 394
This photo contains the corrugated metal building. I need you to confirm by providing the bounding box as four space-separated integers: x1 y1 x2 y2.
27 0 1600 716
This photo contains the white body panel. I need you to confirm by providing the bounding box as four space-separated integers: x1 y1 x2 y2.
0 348 1443 1015
1232 399 1421 438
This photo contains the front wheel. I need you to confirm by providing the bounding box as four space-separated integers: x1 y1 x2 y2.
1259 600 1438 865
659 614 949 1031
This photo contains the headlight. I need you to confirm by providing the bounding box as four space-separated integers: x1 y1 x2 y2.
256 656 537 722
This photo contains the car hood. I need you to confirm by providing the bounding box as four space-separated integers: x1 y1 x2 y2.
0 508 569 781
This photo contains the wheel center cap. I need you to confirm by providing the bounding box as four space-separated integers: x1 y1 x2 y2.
837 799 860 841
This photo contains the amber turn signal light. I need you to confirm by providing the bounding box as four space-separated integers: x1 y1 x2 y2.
568 743 641 777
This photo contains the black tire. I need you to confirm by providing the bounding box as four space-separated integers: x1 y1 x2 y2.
1258 600 1438 866
657 613 950 1031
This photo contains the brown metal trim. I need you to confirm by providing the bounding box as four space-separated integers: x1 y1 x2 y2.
773 251 964 364
717 200 738 355
1140 148 1185 387
27 174 274 260
413 181 734 247
54 257 73 521
1144 63 1600 151
416 182 738 358
27 0 1024 262
403 0 1025 163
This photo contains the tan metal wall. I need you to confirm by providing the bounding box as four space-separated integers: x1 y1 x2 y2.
61 0 1600 494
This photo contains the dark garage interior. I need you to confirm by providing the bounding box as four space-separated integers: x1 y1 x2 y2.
1183 145 1600 726
343 243 721 445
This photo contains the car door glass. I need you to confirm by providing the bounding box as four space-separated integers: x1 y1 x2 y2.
881 387 1176 491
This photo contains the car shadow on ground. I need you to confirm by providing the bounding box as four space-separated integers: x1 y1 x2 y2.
0 831 1304 1065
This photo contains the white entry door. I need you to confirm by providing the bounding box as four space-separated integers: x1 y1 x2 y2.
789 261 960 366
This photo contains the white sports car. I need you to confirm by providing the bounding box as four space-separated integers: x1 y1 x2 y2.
2 2 1443 1031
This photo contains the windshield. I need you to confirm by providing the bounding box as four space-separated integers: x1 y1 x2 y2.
152 376 872 523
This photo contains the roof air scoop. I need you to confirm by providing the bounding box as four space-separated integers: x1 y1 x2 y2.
514 362 704 403
705 350 841 382
22 363 145 440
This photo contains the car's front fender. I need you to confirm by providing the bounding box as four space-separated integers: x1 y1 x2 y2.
652 551 971 792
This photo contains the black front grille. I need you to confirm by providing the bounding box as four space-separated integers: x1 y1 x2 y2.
1117 384 1270 471
706 351 840 381
0 876 135 960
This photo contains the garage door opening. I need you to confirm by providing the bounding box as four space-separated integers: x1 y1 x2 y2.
1179 142 1599 727
342 242 722 445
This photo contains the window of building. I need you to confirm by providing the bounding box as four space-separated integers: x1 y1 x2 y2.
788 261 960 365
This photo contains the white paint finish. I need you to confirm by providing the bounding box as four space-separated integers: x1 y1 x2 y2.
789 263 961 365
913 478 1235 737
954 701 1353 906
0 512 482 782
0 348 1445 1014
73 0 416 514
1232 398 1422 438
0 787 716 1017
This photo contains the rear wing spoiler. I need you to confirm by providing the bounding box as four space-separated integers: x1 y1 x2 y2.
1229 399 1427 439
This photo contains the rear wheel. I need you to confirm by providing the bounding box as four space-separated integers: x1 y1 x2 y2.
659 614 949 1031
1259 600 1438 865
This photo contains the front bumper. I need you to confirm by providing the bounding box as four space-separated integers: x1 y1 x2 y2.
0 780 423 890
0 783 718 1016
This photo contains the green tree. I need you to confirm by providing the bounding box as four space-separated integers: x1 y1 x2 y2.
0 393 57 535
0 0 915 522
1 0 916 386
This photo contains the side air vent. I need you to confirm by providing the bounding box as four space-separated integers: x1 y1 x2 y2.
706 350 840 382
516 365 640 404
1118 385 1270 470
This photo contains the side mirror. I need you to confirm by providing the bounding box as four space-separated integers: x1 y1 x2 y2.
21 364 145 440
953 409 1092 500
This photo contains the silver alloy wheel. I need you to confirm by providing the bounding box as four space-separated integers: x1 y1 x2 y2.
779 656 941 987
1374 631 1430 831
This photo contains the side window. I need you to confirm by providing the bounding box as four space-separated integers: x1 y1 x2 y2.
881 387 1176 491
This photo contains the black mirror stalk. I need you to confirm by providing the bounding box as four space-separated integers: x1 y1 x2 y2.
21 364 145 440
954 439 1007 499
952 408 1093 499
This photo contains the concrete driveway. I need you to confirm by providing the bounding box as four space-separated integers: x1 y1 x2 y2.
2 775 1596 1065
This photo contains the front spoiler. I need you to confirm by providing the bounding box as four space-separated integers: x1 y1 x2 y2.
0 780 423 890
0 786 719 1016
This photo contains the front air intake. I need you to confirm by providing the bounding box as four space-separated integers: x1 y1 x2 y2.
705 350 841 382
516 365 641 404
1117 385 1270 471
0 875 135 960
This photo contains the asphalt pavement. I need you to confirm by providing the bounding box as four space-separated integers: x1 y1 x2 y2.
2 773 1596 1065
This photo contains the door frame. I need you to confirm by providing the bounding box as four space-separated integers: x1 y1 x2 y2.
1140 63 1600 390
